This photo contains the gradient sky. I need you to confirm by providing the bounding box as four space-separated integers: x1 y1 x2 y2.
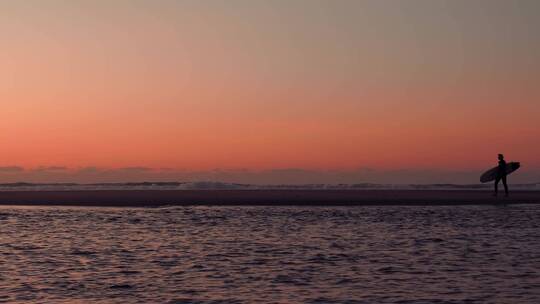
1 0 539 183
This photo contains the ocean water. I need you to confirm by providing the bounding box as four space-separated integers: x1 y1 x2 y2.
1 181 539 191
0 205 539 303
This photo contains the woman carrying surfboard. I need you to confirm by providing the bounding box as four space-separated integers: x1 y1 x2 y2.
479 154 520 197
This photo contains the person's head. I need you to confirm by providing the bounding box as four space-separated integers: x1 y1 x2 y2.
498 154 504 160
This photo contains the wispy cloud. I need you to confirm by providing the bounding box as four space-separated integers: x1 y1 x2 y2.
118 167 154 173
0 166 24 173
33 166 69 172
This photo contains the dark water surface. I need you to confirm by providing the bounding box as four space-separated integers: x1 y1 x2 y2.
0 205 539 303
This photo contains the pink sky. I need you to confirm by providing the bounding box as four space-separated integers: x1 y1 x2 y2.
1 1 539 183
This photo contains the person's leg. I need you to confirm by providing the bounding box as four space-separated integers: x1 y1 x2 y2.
494 176 500 195
502 175 508 196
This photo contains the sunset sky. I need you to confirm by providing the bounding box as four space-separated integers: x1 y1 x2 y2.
1 0 539 183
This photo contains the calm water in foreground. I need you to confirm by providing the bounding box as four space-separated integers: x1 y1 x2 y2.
0 205 539 303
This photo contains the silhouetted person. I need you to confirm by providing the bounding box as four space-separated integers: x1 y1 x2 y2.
494 154 509 197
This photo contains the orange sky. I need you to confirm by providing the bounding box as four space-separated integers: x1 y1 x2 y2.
1 1 539 183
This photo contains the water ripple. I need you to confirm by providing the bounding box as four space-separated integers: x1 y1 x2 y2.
0 205 539 303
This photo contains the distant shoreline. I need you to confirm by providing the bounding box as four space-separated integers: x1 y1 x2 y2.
0 190 539 207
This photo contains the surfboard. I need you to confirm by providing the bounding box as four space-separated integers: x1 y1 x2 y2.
480 162 520 183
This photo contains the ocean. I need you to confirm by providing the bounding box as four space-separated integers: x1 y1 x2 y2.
0 182 539 191
1 205 539 303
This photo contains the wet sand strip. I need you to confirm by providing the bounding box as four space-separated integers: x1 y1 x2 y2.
0 190 539 207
